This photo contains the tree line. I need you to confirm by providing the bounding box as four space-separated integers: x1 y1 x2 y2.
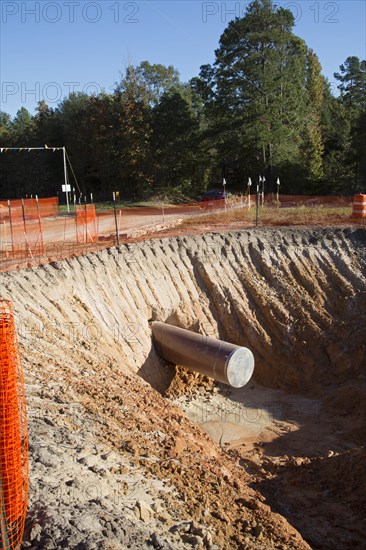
0 0 365 201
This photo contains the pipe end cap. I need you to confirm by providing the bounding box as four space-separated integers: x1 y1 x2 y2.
226 347 255 388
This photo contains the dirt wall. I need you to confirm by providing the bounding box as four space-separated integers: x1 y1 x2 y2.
1 227 365 395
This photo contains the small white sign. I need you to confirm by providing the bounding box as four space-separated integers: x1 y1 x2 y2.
62 184 71 192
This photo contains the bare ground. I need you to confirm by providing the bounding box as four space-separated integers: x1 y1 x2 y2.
0 226 365 549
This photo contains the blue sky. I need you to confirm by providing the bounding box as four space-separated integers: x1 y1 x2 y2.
1 1 365 117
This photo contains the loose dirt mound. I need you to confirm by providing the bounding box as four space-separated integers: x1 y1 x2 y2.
0 227 365 549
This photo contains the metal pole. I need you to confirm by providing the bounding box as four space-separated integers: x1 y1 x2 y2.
113 192 119 246
152 322 254 388
84 196 87 244
223 177 227 212
21 199 29 257
35 195 44 256
255 180 259 226
21 199 26 232
7 201 14 259
62 147 70 213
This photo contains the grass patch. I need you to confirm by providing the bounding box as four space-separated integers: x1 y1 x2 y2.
181 205 362 228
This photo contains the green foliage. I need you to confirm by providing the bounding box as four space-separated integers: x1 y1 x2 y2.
112 85 153 198
151 91 199 192
135 61 180 106
11 107 35 143
334 56 366 110
0 112 12 141
301 50 325 185
333 55 366 191
116 62 181 108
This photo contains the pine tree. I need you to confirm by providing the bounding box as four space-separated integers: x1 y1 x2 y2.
302 49 325 185
194 0 308 190
334 56 366 110
334 56 366 189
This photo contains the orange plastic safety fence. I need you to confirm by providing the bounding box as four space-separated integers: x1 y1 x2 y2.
0 198 57 259
0 194 365 270
0 301 28 550
0 198 59 222
76 204 97 244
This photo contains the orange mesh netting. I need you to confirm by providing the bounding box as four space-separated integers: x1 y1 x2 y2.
0 194 365 270
0 198 57 259
76 204 97 244
0 301 28 549
0 198 58 223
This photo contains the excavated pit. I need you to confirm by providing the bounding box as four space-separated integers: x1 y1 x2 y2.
0 227 365 549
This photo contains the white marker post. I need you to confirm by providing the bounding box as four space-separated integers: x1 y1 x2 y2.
62 147 70 213
223 177 227 211
247 177 252 208
276 177 280 203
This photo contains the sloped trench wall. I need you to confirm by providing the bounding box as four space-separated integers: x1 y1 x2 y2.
1 227 365 396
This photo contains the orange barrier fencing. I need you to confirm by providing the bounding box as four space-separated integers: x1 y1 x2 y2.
0 198 59 222
76 204 97 244
0 194 364 270
0 301 28 549
0 198 59 259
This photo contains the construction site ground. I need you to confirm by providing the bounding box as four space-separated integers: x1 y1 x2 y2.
0 224 365 549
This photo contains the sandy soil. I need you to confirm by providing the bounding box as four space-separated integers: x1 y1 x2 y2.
0 227 365 549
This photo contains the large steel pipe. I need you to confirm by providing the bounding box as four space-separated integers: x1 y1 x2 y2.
151 322 254 388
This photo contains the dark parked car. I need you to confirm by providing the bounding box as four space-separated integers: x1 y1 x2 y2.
200 189 227 206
